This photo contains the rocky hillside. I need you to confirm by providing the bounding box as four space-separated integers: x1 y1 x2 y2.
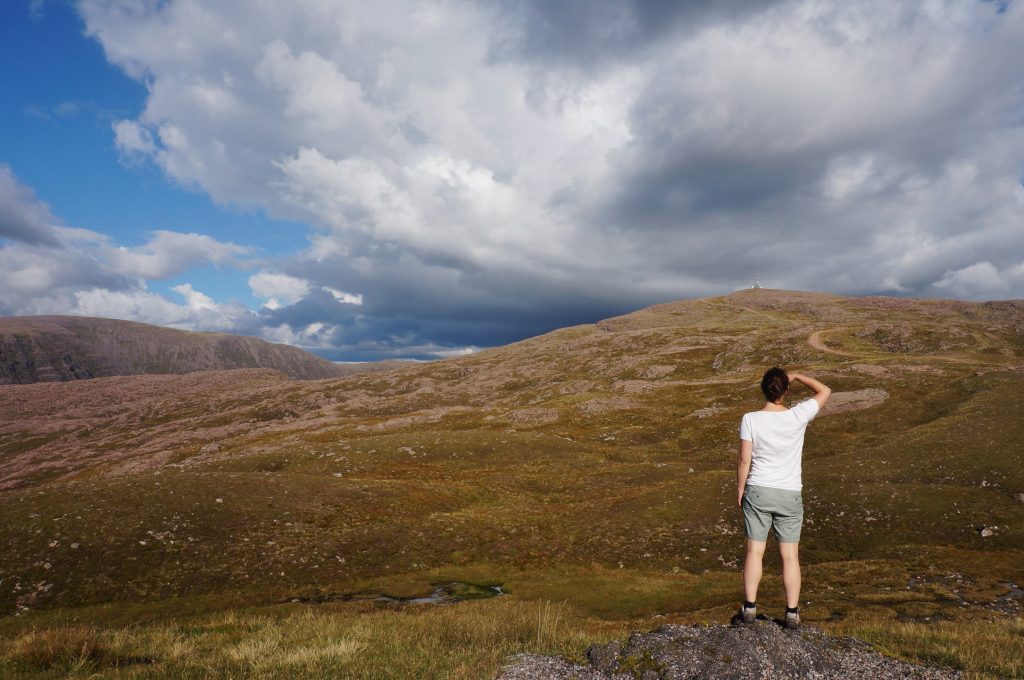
0 315 386 383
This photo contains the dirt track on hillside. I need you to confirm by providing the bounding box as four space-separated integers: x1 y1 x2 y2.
807 328 857 357
808 327 1016 368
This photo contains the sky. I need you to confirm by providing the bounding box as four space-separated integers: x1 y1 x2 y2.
1 0 1023 362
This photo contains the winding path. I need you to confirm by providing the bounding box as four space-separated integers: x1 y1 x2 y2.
807 328 857 357
807 327 1013 368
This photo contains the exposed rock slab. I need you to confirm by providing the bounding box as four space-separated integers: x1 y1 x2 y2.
497 622 960 679
577 397 641 416
505 407 561 425
820 388 889 416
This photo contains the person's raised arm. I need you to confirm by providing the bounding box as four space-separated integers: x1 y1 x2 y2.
788 372 831 410
737 438 753 507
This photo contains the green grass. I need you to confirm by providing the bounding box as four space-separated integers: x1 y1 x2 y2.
834 617 1024 679
0 597 620 679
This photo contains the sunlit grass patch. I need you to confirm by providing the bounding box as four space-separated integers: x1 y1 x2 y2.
0 597 631 679
832 617 1024 679
4 625 155 673
496 565 737 619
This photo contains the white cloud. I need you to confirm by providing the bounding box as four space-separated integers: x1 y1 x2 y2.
79 0 636 278
248 271 311 309
324 287 362 305
113 119 157 158
254 40 383 143
0 166 261 335
0 231 128 309
431 346 479 358
105 230 251 279
76 0 1024 303
73 284 257 331
261 320 341 349
28 0 47 21
170 282 217 311
74 287 191 325
933 261 1017 300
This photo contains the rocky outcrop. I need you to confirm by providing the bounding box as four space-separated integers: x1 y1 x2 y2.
818 388 889 415
497 622 959 679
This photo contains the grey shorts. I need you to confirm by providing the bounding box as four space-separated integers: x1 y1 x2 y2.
742 484 803 543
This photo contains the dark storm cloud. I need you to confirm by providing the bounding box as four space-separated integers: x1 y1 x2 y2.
260 288 361 329
605 149 825 224
572 0 1024 302
262 246 643 361
0 165 63 247
489 0 785 66
270 295 637 362
601 10 1020 230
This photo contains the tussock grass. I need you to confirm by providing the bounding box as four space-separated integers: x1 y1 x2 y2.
4 597 1021 678
833 617 1024 679
0 598 629 679
5 625 156 672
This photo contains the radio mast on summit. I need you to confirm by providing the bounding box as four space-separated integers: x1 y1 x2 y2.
751 273 762 289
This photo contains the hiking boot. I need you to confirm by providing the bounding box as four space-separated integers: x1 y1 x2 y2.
784 610 800 630
739 604 757 625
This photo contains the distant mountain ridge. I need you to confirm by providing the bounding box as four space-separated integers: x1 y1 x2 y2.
0 315 384 383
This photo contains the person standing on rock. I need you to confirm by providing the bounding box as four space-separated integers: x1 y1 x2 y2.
735 367 831 630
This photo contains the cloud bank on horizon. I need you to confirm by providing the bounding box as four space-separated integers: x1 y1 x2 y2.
2 0 1023 360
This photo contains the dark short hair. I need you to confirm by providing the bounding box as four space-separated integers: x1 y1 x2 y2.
761 367 789 402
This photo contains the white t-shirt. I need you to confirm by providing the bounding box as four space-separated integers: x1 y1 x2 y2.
739 398 820 491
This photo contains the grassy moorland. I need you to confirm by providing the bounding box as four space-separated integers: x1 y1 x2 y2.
0 288 1022 678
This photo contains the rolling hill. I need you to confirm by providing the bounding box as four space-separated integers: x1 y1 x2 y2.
0 288 1022 678
0 315 387 383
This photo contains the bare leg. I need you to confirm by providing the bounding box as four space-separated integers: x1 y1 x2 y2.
743 539 767 603
779 542 800 608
